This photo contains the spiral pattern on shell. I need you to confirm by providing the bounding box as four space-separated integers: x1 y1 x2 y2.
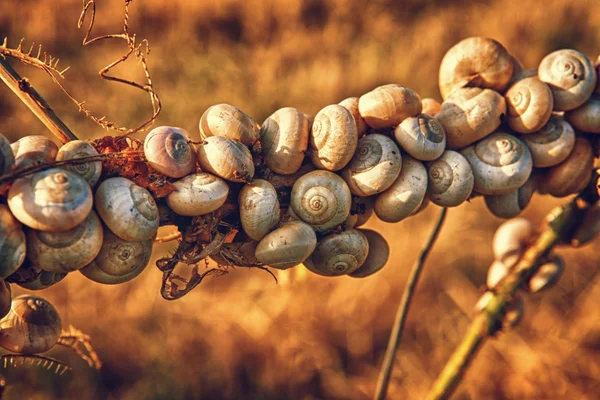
348 229 390 278
310 104 358 171
56 140 103 187
197 136 254 182
521 115 575 167
239 179 281 241
10 135 58 169
144 126 196 178
505 77 553 133
358 84 422 129
426 150 474 207
166 172 229 216
395 114 446 161
304 229 369 277
199 103 260 146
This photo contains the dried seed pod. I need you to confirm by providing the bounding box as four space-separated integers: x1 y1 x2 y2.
571 202 600 247
11 135 58 169
487 260 509 289
197 136 254 182
565 94 600 133
18 269 67 291
255 220 317 270
505 77 553 133
239 179 281 241
395 114 446 161
348 229 389 278
484 176 534 219
421 98 441 116
166 172 229 216
542 137 594 197
354 196 374 227
0 133 15 175
199 103 260 146
521 115 575 167
339 97 367 135
0 204 26 278
261 107 309 175
304 229 369 276
144 126 196 178
426 150 474 207
0 281 10 319
358 84 422 129
55 140 102 187
310 104 358 171
492 217 534 267
528 255 564 293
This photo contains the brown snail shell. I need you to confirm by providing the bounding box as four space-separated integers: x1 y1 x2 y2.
421 98 441 116
426 150 474 207
528 255 564 293
492 217 534 268
349 229 389 278
0 133 15 176
354 196 374 227
17 269 67 291
339 97 367 135
239 179 281 241
144 126 196 178
343 212 358 229
358 84 422 129
197 136 254 182
310 104 358 171
571 202 600 247
55 140 102 187
303 229 369 277
542 137 593 197
395 114 446 161
254 220 317 270
484 176 534 219
521 115 575 167
0 204 26 278
505 77 553 133
10 135 58 169
261 107 309 175
199 103 260 146
565 94 600 133
0 281 10 319
166 172 229 217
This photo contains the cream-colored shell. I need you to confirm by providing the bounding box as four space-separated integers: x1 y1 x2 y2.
542 137 593 197
358 84 422 129
565 94 600 133
528 255 563 293
199 103 260 146
304 229 369 277
56 140 102 187
508 68 538 86
395 114 446 161
339 97 367 134
10 135 58 169
197 136 254 182
261 107 309 175
484 176 534 219
239 179 281 240
505 77 553 133
487 260 509 289
17 269 67 291
492 217 533 268
421 98 441 116
0 282 10 319
310 104 358 171
167 172 229 216
0 133 15 175
354 196 374 227
571 202 600 247
349 229 389 278
521 115 575 167
0 204 26 278
426 150 474 207
144 126 196 178
254 220 317 270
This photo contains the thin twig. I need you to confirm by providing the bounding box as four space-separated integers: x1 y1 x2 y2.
374 207 448 400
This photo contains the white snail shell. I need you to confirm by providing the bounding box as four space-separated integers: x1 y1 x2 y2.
487 260 509 289
0 133 15 175
254 220 317 270
358 84 422 129
239 179 281 241
197 136 254 182
528 255 564 293
348 229 390 278
492 217 533 268
0 282 10 319
426 150 474 207
199 103 260 146
542 137 593 197
521 115 575 167
395 114 446 161
166 172 229 216
144 126 196 178
310 104 358 171
10 135 58 169
505 77 553 133
339 97 367 135
484 176 534 219
421 98 441 116
0 204 26 278
304 229 369 276
56 140 102 187
565 94 600 133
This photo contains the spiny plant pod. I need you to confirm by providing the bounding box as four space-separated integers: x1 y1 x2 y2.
528 255 564 293
197 136 254 182
10 135 58 169
261 107 309 175
486 260 509 289
505 77 553 133
542 137 594 197
255 220 317 270
421 98 441 116
0 133 15 175
144 126 196 178
0 204 26 278
304 229 369 277
484 176 535 219
521 115 575 168
349 229 389 278
565 94 600 133
56 140 102 187
492 217 534 268
0 281 10 319
166 172 229 216
239 179 281 241
358 84 422 129
199 103 260 146
339 97 367 135
310 104 358 171
395 113 446 161
571 202 600 247
426 150 474 207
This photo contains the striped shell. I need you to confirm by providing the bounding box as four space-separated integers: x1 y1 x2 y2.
426 150 474 207
310 104 358 171
11 136 58 169
261 107 309 175
197 136 254 182
56 140 102 187
144 126 196 178
505 77 553 133
239 179 281 241
199 104 260 146
166 172 229 216
358 84 422 129
395 114 446 161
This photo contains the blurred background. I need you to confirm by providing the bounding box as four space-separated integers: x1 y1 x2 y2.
1 0 599 399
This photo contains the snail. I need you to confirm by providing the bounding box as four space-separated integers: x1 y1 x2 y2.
239 179 281 241
354 196 374 227
538 49 597 111
528 255 564 293
507 68 538 86
461 132 532 195
426 150 474 207
0 281 10 319
492 217 534 268
596 55 600 93
505 77 553 133
358 84 422 129
199 103 260 146
509 53 525 77
435 87 506 149
197 136 254 182
254 220 317 270
374 155 428 223
8 168 93 232
421 98 441 116
484 176 534 219
55 140 102 187
343 212 358 229
521 115 575 168
95 177 159 242
571 202 600 247
310 104 358 171
260 107 309 175
303 229 369 277
0 133 15 175
143 126 196 178
348 229 390 278
340 134 402 196
17 269 67 291
166 172 229 216
565 94 600 133
411 196 430 216
542 137 593 197
0 295 61 354
0 204 26 278
395 113 446 161
10 135 58 169
486 260 509 289
290 170 352 232
438 37 513 99
339 97 367 135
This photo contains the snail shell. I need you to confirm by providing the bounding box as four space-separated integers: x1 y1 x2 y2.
411 196 430 216
260 107 309 175
507 68 538 86
421 98 441 116
348 229 390 278
538 49 597 111
0 204 26 278
26 211 103 273
0 295 61 354
166 172 229 216
505 77 553 133
528 255 564 293
0 133 15 175
10 135 58 169
343 212 358 229
461 132 532 195
56 140 102 187
144 126 196 178
199 103 260 146
492 217 534 268
571 202 600 247
484 176 534 219
542 137 593 197
340 134 402 196
426 150 474 207
438 37 513 99
339 97 367 135
0 281 10 319
303 229 369 276
487 260 509 289
521 115 575 167
95 177 159 242
17 269 66 291
354 196 374 227
239 179 281 241
509 53 525 76
8 168 93 232
358 84 422 129
310 104 358 171
290 170 352 232
254 220 317 270
395 114 446 161
435 87 506 149
197 136 254 182
374 155 428 223
565 94 600 133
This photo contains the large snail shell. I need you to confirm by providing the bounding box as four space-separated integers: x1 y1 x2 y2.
197 136 254 182
26 211 103 273
261 107 309 175
166 172 229 216
290 170 352 232
538 49 597 111
508 68 538 86
354 196 374 227
340 134 402 196
421 98 441 116
144 126 196 178
0 281 10 319
95 177 159 241
358 84 422 129
565 94 600 133
521 115 575 167
239 179 281 240
55 140 102 187
17 269 66 291
375 155 428 223
505 77 553 133
435 87 506 149
339 97 367 135
571 202 600 247
8 168 93 232
542 137 594 197
349 229 390 278
528 255 564 293
0 204 26 278
438 37 513 100
426 150 474 207
1 133 15 175
395 114 446 161
304 229 369 276
492 217 534 268
461 132 532 195
484 176 534 219
10 135 58 169
0 295 61 354
254 220 317 270
343 212 358 229
310 104 358 171
199 103 260 146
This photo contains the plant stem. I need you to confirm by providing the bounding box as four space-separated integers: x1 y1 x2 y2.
374 207 448 400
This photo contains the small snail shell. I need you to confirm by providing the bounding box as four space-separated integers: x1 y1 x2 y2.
0 281 10 319
538 49 597 111
565 94 600 133
0 204 26 278
492 217 533 268
571 202 600 247
528 255 564 293
358 84 422 129
199 103 260 146
487 260 509 289
0 295 61 354
80 227 152 284
502 295 524 329
10 135 58 169
290 170 352 232
484 176 534 219
426 150 474 207
339 97 367 135
254 220 317 270
26 211 103 273
395 114 446 161
1 133 15 175
348 229 389 278
261 107 309 175
374 155 428 223
310 104 358 171
542 137 593 197
167 172 229 216
521 115 575 167
197 136 254 182
144 126 196 178
421 98 441 116
8 168 93 232
303 229 369 277
17 269 66 291
55 140 102 187
461 132 532 195
239 179 281 240
354 196 374 227
505 77 553 133
340 134 402 196
435 87 506 149
95 177 159 241
438 37 513 99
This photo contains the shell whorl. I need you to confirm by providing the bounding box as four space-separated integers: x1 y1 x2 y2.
358 84 422 129
166 172 229 216
0 134 15 175
505 77 553 133
11 135 58 169
304 229 369 277
197 136 254 182
395 114 446 161
426 150 474 207
310 104 358 171
522 115 575 167
144 126 196 178
199 103 260 146
0 204 26 278
348 229 390 278
56 140 102 187
239 179 281 241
